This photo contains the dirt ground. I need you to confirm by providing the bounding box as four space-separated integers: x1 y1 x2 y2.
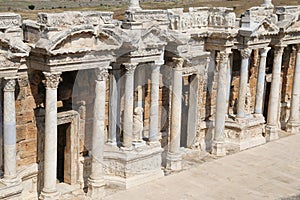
0 0 299 20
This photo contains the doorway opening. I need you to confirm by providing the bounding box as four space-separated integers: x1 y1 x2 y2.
57 123 71 183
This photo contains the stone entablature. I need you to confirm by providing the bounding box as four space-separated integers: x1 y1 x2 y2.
168 7 236 32
1 1 300 199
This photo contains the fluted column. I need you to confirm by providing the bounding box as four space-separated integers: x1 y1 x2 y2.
149 64 161 143
266 46 285 141
123 63 137 148
237 48 252 118
166 58 183 171
287 45 300 133
2 78 18 185
212 50 230 156
40 72 61 200
108 65 121 145
88 68 109 199
255 47 271 114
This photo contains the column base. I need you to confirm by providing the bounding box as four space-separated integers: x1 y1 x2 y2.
286 121 300 134
265 125 279 141
39 189 60 200
87 178 105 199
212 141 226 157
166 152 182 171
1 176 20 186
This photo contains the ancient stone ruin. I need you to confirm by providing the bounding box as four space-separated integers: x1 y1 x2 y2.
0 0 300 199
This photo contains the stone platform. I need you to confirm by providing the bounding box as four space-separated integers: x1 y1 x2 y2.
225 114 266 151
103 144 164 189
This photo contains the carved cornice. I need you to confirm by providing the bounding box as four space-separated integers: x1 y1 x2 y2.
95 68 109 81
240 48 252 59
43 72 62 89
124 63 138 74
3 79 16 92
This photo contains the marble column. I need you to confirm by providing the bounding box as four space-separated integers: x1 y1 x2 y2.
122 63 137 148
88 68 109 199
128 0 141 11
287 45 300 133
255 47 271 114
0 79 3 175
135 67 144 108
237 48 252 118
40 72 61 200
226 52 233 113
149 64 161 143
212 50 230 156
166 58 184 171
266 46 285 141
2 78 18 185
108 65 121 145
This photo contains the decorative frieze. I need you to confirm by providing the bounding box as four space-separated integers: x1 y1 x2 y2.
0 13 21 29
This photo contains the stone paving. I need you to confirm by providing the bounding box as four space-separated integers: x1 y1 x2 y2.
103 134 300 200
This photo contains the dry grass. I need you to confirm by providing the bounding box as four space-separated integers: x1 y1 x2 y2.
0 0 299 20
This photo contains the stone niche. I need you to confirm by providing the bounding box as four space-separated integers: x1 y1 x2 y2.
225 115 266 151
103 144 164 189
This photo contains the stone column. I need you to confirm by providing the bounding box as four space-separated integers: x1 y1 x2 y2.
166 58 184 171
255 47 271 114
128 0 141 11
40 72 61 200
287 45 300 133
262 0 274 8
149 63 161 143
237 48 252 118
135 67 144 108
2 78 18 185
212 50 230 156
88 68 109 199
266 46 285 141
226 52 233 113
122 63 137 148
108 65 121 145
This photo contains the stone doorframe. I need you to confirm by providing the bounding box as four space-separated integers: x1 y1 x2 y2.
57 110 80 185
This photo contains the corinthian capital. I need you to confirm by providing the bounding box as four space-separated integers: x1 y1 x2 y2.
3 79 16 92
240 48 252 59
95 68 109 81
124 63 138 74
173 57 184 70
43 72 62 89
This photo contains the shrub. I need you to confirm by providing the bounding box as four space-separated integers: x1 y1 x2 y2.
28 5 35 10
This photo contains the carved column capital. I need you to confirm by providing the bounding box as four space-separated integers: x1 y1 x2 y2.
3 79 16 92
259 47 271 57
216 50 230 66
95 68 109 81
274 46 285 55
124 63 138 74
43 72 62 89
240 48 252 59
172 57 184 70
